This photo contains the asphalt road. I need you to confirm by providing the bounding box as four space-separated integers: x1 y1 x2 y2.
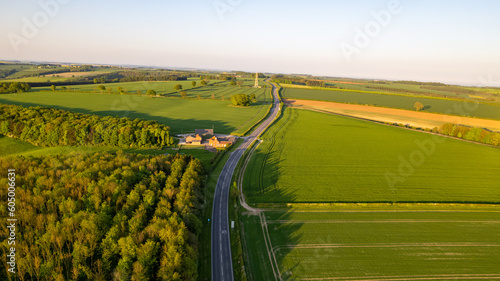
211 81 281 281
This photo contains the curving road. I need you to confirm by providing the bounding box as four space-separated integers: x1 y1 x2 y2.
211 81 281 281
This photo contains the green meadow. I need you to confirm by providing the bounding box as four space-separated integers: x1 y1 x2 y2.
0 90 271 135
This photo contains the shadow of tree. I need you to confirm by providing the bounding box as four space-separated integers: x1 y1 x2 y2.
0 98 236 135
240 106 304 280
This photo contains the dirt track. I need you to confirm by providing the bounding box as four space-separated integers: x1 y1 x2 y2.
284 99 500 131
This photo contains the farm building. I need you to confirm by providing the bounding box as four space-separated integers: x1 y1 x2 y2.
185 134 202 145
209 136 236 148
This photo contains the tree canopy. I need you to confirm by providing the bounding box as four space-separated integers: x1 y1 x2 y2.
0 82 31 94
0 104 174 148
414 102 424 111
231 94 254 106
0 152 204 280
434 123 500 147
174 84 183 91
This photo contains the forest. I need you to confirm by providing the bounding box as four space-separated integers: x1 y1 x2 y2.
0 104 174 148
0 152 204 280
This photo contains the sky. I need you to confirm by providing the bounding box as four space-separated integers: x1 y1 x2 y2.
1 0 499 86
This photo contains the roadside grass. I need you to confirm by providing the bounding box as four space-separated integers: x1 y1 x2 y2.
243 108 500 203
282 87 500 120
0 91 268 135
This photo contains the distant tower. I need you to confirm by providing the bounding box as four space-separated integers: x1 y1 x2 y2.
254 72 260 88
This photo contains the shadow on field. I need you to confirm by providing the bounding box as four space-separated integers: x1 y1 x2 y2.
241 107 304 280
0 98 235 135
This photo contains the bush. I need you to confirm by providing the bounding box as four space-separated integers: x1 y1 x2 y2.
231 94 252 106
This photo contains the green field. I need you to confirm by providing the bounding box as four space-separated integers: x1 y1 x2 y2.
282 87 500 120
31 79 268 97
0 134 215 167
33 79 200 93
0 90 271 135
172 84 269 101
242 208 500 280
280 79 500 102
243 108 500 203
0 64 117 82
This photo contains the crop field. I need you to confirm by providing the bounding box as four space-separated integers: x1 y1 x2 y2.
243 108 500 203
0 65 117 82
281 87 500 120
242 208 500 280
177 85 269 101
31 79 269 100
285 99 500 132
282 80 500 102
0 91 270 135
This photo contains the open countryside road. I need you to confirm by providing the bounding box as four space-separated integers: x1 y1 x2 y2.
211 81 281 281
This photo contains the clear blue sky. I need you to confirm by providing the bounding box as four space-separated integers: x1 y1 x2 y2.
1 0 499 85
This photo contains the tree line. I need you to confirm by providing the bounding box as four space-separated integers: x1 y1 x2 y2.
434 123 500 146
0 82 31 94
271 75 326 87
115 71 189 82
199 74 235 81
397 81 447 86
365 85 467 100
0 104 174 148
0 152 204 280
